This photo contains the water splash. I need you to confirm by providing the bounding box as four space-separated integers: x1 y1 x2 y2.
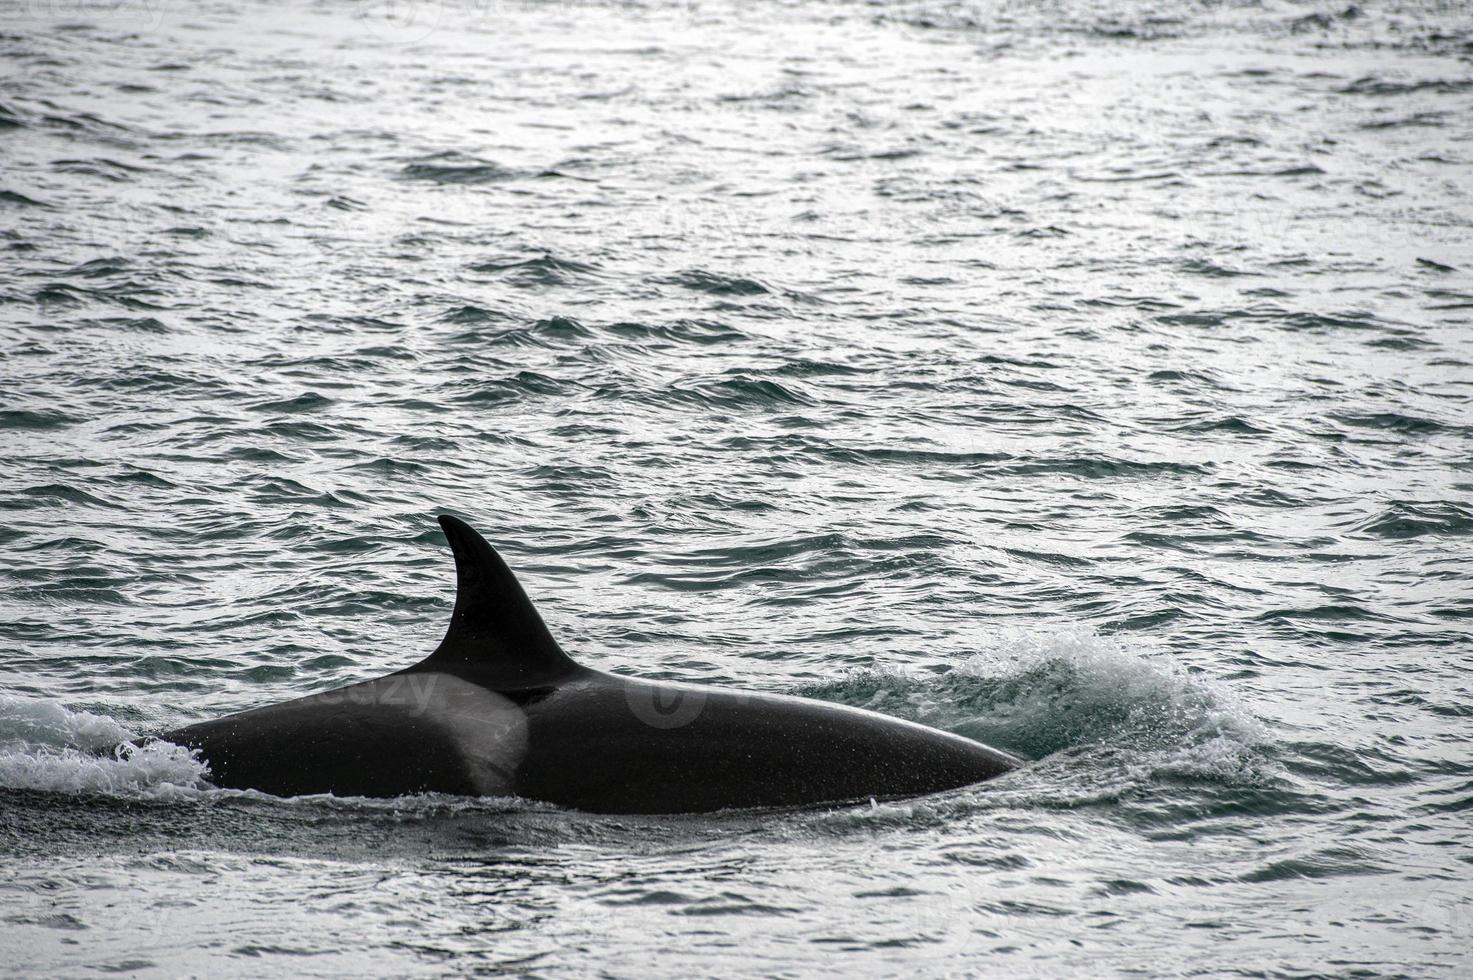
0 696 207 798
0 630 1268 807
799 627 1267 781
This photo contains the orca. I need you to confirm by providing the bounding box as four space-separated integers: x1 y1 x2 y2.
157 515 1020 813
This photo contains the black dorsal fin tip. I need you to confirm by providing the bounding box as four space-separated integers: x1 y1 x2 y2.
427 514 576 680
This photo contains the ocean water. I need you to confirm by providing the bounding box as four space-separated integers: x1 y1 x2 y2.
2 0 1471 974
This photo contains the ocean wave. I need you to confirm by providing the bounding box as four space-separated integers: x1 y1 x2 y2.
0 696 207 799
1355 500 1473 539
798 627 1268 783
0 630 1267 811
398 151 521 184
653 268 773 297
468 255 602 288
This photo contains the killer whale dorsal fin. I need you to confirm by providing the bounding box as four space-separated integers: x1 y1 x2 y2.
423 514 577 682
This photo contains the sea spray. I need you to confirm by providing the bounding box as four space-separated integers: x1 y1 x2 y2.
0 696 207 798
798 627 1267 779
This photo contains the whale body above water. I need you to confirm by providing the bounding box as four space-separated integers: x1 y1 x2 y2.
157 515 1020 813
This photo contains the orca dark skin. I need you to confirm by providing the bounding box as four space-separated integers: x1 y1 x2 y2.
157 515 1021 813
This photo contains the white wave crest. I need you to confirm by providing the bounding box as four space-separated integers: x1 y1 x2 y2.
954 626 1267 755
798 626 1268 779
0 695 209 798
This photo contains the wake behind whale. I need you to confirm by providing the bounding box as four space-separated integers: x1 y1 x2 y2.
154 515 1020 813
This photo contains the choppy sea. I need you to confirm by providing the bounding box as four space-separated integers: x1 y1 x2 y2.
2 0 1471 974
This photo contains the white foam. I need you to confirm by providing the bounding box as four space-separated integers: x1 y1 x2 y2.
0 695 544 810
0 694 138 750
799 625 1268 784
0 630 1268 808
0 740 208 798
0 695 209 799
955 625 1267 751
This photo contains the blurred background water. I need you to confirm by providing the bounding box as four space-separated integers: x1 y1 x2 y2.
1 0 1471 974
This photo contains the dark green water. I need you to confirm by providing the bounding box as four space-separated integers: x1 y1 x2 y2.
1 0 1470 974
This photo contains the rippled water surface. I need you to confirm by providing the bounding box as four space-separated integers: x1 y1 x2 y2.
2 0 1472 974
